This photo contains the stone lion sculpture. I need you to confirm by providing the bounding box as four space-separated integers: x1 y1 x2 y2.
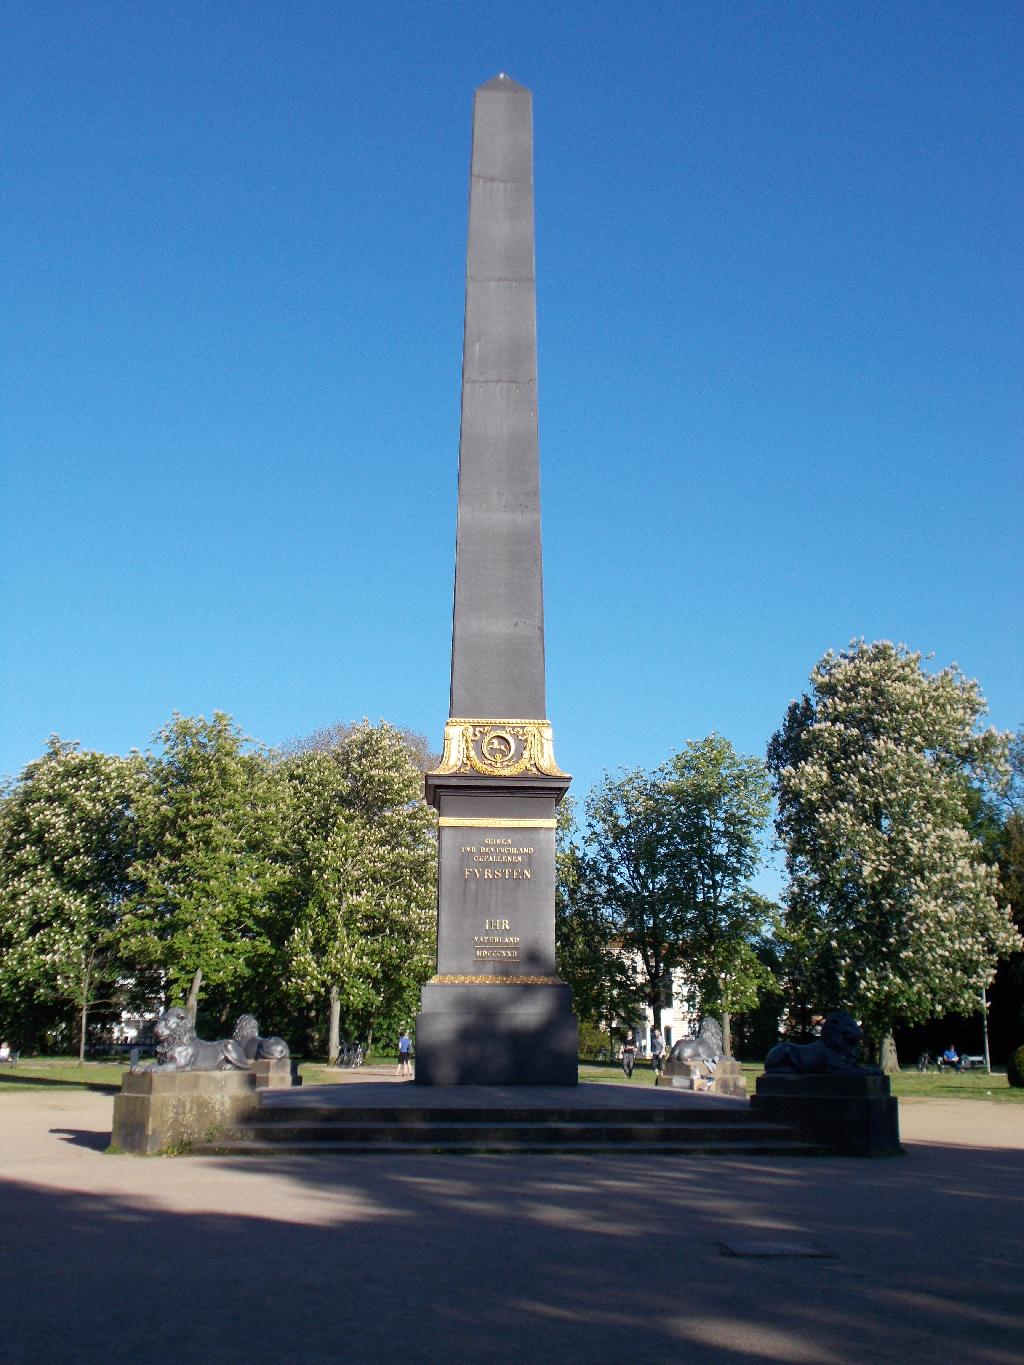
669 1017 725 1065
152 1006 251 1072
764 1011 880 1075
232 1014 290 1062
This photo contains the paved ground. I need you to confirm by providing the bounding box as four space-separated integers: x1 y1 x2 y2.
1 1086 1021 1364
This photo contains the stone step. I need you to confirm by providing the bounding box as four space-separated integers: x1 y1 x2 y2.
223 1119 798 1146
196 1136 824 1157
251 1104 755 1127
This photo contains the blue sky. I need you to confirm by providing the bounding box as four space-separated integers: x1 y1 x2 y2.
3 3 1021 890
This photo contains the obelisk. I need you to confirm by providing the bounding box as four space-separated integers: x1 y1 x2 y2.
415 75 578 1086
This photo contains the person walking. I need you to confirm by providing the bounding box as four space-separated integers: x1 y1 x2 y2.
396 1029 413 1078
650 1027 665 1075
621 1030 637 1079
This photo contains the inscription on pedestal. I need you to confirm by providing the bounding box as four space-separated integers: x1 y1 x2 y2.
461 836 535 882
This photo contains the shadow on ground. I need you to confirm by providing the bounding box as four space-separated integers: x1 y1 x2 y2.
2 1133 1022 1364
50 1127 113 1152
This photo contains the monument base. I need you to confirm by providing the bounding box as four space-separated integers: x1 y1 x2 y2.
415 981 578 1086
111 1070 259 1155
750 1072 901 1156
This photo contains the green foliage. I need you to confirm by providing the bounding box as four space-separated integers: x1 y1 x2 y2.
1007 1045 1024 1089
555 796 638 1032
768 640 1021 1050
0 714 438 1053
575 1019 613 1060
659 737 778 1016
577 735 777 1029
986 734 1024 1056
0 739 144 1058
120 713 289 1015
282 721 436 1046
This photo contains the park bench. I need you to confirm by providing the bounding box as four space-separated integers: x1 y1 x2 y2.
959 1055 986 1070
0 1050 20 1068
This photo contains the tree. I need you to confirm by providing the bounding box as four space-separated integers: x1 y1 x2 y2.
984 728 1024 1058
660 737 778 1053
121 713 289 1024
0 739 143 1060
283 720 439 773
582 736 776 1042
282 722 436 1059
555 796 637 1045
768 641 1021 1063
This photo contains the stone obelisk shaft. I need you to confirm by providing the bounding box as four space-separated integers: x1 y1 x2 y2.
450 74 545 720
416 76 576 1087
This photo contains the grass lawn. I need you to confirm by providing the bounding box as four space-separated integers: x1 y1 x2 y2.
578 1058 1024 1101
0 1057 129 1092
888 1068 1023 1102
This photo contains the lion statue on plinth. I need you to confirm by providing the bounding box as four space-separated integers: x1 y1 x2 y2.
764 1011 879 1075
232 1014 290 1062
152 1006 251 1072
669 1017 725 1065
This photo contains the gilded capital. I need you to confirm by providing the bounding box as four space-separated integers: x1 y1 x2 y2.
431 718 567 779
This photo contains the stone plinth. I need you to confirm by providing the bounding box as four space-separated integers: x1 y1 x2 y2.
751 1072 901 1157
657 1059 747 1097
656 1060 706 1090
416 980 577 1086
252 1057 301 1090
711 1059 747 1098
111 1070 258 1155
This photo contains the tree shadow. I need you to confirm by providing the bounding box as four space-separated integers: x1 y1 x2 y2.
1 1134 1021 1363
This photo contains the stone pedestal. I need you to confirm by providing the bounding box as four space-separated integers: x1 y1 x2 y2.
416 979 577 1086
751 1072 901 1156
252 1057 301 1089
710 1059 747 1098
656 1060 706 1090
657 1059 747 1097
111 1070 259 1155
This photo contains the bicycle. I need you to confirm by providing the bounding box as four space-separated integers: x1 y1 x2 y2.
334 1041 366 1069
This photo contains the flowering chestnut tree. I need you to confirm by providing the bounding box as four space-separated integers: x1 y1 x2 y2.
768 641 1021 1059
0 739 143 1060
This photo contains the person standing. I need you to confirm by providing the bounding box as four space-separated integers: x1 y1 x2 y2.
650 1027 665 1074
621 1030 637 1079
396 1029 413 1078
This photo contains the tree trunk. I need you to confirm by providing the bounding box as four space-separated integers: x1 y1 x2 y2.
328 985 341 1065
980 983 992 1074
365 1023 374 1060
185 968 203 1027
721 1009 732 1059
880 1029 900 1074
77 951 93 1065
